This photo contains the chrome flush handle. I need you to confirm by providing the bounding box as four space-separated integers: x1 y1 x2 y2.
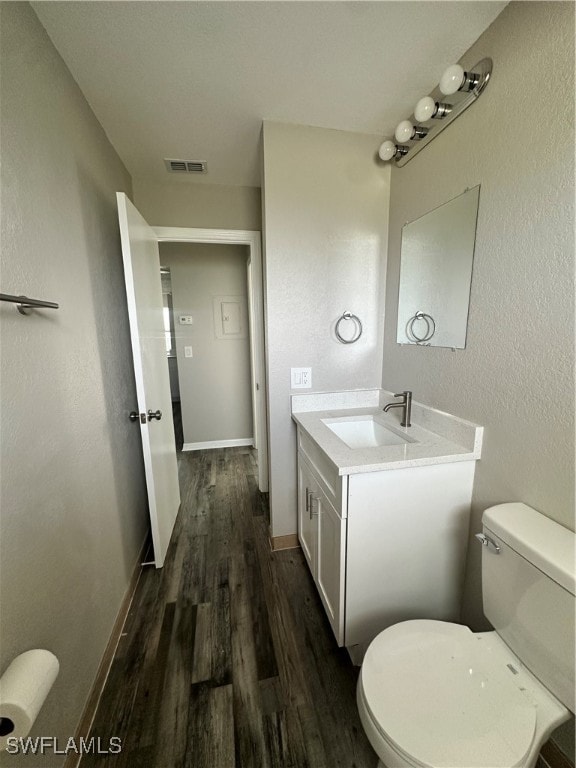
475 533 500 554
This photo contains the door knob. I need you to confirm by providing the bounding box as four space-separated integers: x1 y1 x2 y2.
147 409 162 421
129 411 146 424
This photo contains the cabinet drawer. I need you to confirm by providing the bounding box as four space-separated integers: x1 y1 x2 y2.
297 429 346 516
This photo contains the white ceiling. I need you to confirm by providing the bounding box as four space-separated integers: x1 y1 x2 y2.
33 1 506 188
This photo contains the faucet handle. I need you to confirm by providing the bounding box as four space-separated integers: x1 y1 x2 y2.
393 391 407 399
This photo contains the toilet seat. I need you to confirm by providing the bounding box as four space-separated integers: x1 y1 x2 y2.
359 620 540 768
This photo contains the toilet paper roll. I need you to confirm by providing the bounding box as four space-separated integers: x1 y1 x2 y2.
0 650 59 751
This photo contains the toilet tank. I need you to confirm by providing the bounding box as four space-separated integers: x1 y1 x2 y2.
481 503 575 713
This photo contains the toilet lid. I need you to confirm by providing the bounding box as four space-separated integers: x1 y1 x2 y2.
361 620 536 768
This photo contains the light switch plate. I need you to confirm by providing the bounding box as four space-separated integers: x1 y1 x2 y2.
179 315 193 325
184 346 193 358
291 367 312 389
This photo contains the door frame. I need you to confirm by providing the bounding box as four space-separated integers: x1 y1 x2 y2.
154 226 268 493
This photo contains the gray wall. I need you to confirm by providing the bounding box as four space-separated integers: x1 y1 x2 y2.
160 243 253 446
0 5 148 765
133 178 262 231
262 122 390 537
383 0 574 626
383 5 574 753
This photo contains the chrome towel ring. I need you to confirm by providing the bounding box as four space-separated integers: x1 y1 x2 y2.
335 311 363 344
406 311 436 344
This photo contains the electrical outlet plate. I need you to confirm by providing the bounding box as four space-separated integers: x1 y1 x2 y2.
291 367 312 389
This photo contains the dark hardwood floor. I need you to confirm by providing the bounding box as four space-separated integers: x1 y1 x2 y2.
82 447 378 768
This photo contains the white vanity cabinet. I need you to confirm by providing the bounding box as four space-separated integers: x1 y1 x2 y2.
296 426 476 649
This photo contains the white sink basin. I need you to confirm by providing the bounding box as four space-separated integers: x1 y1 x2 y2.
322 415 415 449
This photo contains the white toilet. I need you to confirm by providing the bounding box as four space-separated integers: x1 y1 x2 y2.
357 503 575 768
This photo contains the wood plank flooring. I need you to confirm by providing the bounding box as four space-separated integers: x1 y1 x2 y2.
82 448 377 768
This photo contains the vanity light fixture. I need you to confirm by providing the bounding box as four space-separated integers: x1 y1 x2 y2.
378 57 492 167
414 96 451 123
378 140 408 162
439 63 480 95
394 120 428 144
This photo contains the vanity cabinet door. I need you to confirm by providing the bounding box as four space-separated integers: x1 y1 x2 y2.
297 455 317 574
315 487 346 645
297 447 346 646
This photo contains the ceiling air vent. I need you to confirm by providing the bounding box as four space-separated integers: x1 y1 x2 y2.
164 158 207 174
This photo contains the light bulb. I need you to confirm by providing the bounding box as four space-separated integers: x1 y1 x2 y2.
378 140 397 162
414 96 436 122
395 120 414 143
439 63 465 95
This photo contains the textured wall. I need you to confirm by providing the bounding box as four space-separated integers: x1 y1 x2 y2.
382 1 574 625
160 242 253 445
0 5 148 765
132 177 262 231
262 122 390 537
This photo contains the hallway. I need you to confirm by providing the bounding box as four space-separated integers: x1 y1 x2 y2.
82 448 377 768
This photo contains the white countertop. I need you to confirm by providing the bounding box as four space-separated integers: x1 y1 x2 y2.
291 390 483 475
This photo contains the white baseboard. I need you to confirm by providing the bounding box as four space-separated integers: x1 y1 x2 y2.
183 437 254 451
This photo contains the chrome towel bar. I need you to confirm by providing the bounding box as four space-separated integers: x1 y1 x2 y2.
0 293 59 315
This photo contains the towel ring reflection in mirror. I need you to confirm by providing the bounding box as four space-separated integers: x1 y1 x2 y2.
406 311 436 344
335 311 363 344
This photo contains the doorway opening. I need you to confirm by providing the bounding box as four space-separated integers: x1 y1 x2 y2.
159 242 253 457
159 266 184 449
155 226 268 494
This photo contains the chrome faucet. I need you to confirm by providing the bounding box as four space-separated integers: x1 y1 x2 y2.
383 391 412 427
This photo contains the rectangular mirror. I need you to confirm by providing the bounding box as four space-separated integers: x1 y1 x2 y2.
396 185 480 349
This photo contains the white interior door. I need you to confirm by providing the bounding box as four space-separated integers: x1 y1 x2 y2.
117 193 180 568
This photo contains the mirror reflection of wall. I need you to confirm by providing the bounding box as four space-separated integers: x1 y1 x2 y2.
397 185 480 349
